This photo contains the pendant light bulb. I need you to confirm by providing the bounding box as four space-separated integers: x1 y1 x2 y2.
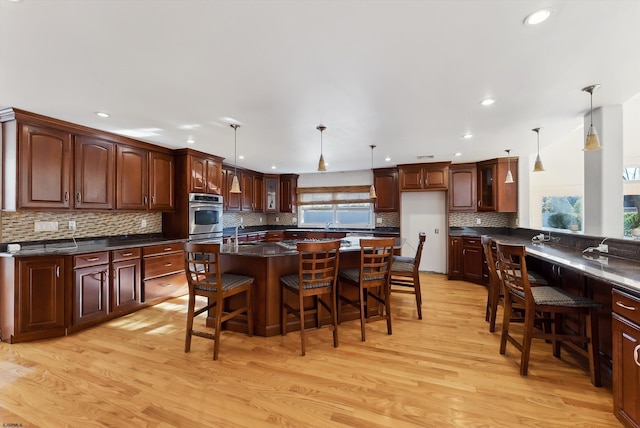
317 124 327 171
230 124 242 193
532 127 544 172
582 84 602 151
504 149 515 184
369 145 377 199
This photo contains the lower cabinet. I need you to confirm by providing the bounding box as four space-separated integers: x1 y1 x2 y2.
72 252 110 327
448 237 462 279
142 243 187 303
613 289 640 428
447 236 486 284
0 256 66 343
112 248 142 313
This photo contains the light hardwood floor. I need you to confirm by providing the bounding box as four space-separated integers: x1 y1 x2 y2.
0 273 619 427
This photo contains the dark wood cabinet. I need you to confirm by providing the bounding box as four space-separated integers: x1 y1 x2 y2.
613 289 640 428
74 135 115 210
253 174 264 212
142 243 187 303
188 152 223 195
399 162 450 192
112 248 142 313
477 157 518 212
18 123 73 209
224 168 242 211
280 174 298 213
449 163 477 212
373 168 398 212
448 237 463 279
264 175 279 212
241 173 255 212
0 256 66 343
72 252 110 327
149 151 174 210
116 145 148 210
462 237 485 284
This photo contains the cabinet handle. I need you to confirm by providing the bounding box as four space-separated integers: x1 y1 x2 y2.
64 192 69 202
164 247 173 251
164 263 173 267
468 240 476 244
85 257 100 262
143 196 148 205
477 200 481 207
152 196 155 204
615 301 637 311
56 266 60 277
462 249 466 256
635 345 640 367
77 192 81 203
121 252 133 257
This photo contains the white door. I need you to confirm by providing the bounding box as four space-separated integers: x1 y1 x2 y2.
400 191 447 273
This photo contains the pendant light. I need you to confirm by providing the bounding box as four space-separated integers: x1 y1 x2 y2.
229 124 241 193
582 84 602 151
532 127 545 172
504 149 514 184
369 145 377 199
317 124 327 171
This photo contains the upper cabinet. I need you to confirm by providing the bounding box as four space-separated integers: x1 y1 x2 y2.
398 162 450 191
75 135 115 210
0 109 174 212
449 163 477 212
264 175 279 212
373 167 398 212
186 151 223 195
477 157 518 212
279 174 298 214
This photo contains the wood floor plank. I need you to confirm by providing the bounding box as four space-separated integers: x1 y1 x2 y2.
0 273 619 427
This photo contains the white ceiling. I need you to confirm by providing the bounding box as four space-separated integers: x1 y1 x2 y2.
2 0 640 174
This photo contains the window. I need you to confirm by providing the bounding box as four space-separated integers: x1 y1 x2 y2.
298 186 374 229
541 196 582 232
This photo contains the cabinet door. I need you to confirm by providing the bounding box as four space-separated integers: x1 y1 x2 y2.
399 165 423 190
112 258 141 312
253 175 264 212
225 169 242 211
449 166 477 212
73 264 110 326
75 135 115 209
279 175 298 213
423 167 448 190
448 237 463 279
18 124 72 209
18 257 65 334
116 145 148 210
613 314 640 427
206 158 222 195
477 163 496 211
149 151 174 210
241 173 254 212
462 238 484 283
190 156 207 193
373 169 398 212
265 176 279 212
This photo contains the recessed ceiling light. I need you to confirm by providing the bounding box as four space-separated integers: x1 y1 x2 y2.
454 152 462 157
480 98 495 106
271 165 277 170
7 0 23 3
95 111 110 118
463 133 473 139
385 156 391 162
186 138 195 144
523 8 552 26
239 155 245 160
178 124 201 130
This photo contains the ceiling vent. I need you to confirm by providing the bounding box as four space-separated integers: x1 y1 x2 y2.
416 155 435 160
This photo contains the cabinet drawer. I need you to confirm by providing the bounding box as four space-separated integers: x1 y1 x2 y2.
112 247 141 262
74 252 110 269
143 272 188 302
613 289 640 325
143 242 183 257
144 253 184 279
462 237 481 247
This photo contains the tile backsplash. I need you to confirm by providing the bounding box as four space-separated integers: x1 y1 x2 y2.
1 211 162 243
449 212 517 228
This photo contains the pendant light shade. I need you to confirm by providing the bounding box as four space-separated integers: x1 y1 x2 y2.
532 127 544 172
504 149 515 184
317 124 327 171
582 84 602 151
230 124 241 193
369 145 377 199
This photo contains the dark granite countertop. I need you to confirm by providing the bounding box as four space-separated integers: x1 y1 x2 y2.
449 227 640 294
222 226 399 237
1 234 186 258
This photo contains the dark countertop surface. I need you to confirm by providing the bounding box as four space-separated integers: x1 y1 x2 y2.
222 226 399 237
1 234 186 258
449 227 640 294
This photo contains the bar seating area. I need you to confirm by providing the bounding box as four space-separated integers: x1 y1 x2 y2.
390 232 426 320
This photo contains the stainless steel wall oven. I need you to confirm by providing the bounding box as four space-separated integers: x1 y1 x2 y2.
188 193 223 242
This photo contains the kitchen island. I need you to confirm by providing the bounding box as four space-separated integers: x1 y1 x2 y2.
217 238 400 337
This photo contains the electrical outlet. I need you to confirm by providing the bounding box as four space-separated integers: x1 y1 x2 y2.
597 244 608 253
34 221 58 232
260 217 263 223
275 217 279 223
292 217 297 223
376 217 382 224
68 220 76 230
476 218 481 225
141 219 147 228
434 228 439 234
240 217 243 223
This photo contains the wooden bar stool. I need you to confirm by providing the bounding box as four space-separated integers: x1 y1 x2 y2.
390 232 426 319
280 240 341 356
496 242 602 387
183 242 254 360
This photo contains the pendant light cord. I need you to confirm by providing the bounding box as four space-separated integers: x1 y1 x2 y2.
231 124 239 175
